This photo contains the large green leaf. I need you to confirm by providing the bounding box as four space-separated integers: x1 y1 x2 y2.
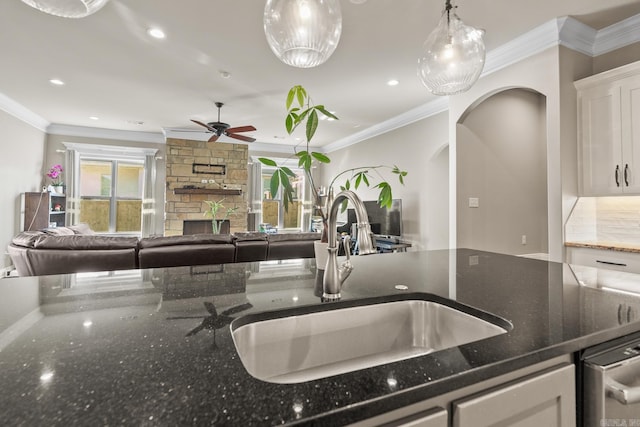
376 182 392 208
258 157 277 167
269 170 280 200
311 152 330 163
315 105 339 120
296 151 312 171
306 110 319 142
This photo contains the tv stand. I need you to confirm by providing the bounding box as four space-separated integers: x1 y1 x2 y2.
374 237 411 253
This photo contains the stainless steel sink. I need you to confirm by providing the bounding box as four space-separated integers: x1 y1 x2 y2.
231 293 511 384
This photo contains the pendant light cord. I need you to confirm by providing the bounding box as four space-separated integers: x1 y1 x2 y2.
445 0 453 24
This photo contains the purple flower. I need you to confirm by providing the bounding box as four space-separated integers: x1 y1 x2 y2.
46 164 64 185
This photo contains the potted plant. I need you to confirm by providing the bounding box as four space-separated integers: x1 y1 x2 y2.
258 85 408 244
46 164 65 194
203 199 239 234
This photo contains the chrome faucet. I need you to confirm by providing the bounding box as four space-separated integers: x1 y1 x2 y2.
322 190 377 300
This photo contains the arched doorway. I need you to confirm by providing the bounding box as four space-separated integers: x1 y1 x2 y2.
456 88 548 256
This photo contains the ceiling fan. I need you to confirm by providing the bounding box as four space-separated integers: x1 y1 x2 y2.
191 102 257 143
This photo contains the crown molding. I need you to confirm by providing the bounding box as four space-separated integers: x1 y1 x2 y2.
47 123 165 144
593 13 640 55
0 92 49 131
558 16 597 56
324 96 449 153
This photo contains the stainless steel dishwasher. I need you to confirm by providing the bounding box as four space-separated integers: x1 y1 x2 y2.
583 336 640 426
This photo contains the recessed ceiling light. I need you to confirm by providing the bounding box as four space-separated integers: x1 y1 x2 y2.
147 28 166 39
387 79 399 86
127 120 145 125
219 70 232 79
49 79 65 86
89 116 99 120
350 0 367 4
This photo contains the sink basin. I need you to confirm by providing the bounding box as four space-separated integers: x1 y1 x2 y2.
231 293 512 384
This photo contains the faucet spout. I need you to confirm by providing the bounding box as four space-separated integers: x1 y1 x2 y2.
322 190 376 300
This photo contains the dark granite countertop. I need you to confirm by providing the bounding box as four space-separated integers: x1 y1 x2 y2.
565 240 640 253
2 249 640 426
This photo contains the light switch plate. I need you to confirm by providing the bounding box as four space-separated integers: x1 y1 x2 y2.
469 197 479 208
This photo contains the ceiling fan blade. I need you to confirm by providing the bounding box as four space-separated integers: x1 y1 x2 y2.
191 119 216 133
226 125 256 134
208 134 220 142
227 133 256 143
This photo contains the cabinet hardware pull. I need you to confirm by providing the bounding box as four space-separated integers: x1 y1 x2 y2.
615 165 620 187
596 260 627 267
625 163 630 187
606 377 640 405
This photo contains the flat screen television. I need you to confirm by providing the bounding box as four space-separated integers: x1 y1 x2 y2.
346 199 403 239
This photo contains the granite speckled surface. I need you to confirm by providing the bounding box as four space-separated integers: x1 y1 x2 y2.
565 240 640 253
2 249 640 426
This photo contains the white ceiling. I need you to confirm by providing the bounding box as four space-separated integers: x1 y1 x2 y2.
1 0 640 148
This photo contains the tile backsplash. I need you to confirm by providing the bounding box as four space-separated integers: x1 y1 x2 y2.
565 197 640 245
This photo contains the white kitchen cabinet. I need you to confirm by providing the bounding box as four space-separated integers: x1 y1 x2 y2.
566 246 640 274
576 61 640 196
349 356 573 427
452 364 575 427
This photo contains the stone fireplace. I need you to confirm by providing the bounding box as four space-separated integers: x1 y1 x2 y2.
165 138 248 236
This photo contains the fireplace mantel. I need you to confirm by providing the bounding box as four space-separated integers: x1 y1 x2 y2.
173 188 242 196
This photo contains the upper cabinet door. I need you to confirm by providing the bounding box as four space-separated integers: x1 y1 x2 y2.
579 84 623 196
620 76 640 194
577 61 640 196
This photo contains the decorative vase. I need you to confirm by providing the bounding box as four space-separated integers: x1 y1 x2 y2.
53 185 64 194
314 241 329 271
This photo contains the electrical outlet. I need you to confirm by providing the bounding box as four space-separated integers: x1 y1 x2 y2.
468 197 479 208
521 235 527 245
469 255 479 266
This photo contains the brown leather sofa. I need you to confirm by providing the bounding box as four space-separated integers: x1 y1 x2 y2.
8 226 320 276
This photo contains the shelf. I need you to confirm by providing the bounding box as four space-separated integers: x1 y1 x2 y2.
173 188 242 196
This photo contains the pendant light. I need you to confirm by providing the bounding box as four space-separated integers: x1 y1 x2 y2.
417 0 485 96
20 0 109 18
264 0 342 68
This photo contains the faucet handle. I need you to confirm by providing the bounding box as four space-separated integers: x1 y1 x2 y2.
342 235 352 261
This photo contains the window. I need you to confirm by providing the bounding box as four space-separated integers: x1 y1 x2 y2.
63 142 158 237
79 159 144 233
261 168 306 231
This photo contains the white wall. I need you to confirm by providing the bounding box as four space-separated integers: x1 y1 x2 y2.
0 110 47 268
457 89 548 255
320 111 450 251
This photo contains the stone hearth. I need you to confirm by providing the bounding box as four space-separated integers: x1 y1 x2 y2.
165 138 248 236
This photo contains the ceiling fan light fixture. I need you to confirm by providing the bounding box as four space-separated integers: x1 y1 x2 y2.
417 0 485 96
264 0 342 68
20 0 109 18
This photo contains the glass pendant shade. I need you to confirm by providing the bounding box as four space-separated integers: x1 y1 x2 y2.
264 0 342 68
417 2 485 96
20 0 109 18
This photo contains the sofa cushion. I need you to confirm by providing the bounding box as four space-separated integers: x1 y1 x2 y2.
27 249 138 276
42 227 75 236
266 232 321 242
67 223 96 235
138 244 236 269
11 231 44 248
34 235 139 250
232 232 268 242
266 233 320 260
139 233 234 249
